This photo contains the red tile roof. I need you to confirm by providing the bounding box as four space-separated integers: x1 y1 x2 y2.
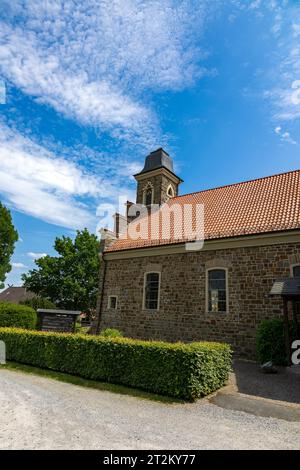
106 170 300 252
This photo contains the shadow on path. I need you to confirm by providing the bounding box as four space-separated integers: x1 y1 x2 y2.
210 360 300 421
233 360 300 406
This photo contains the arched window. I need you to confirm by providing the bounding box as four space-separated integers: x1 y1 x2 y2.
166 184 174 199
143 182 153 206
143 272 161 310
145 187 153 206
206 268 228 313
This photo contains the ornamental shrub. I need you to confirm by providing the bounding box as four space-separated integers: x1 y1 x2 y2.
256 318 298 366
100 328 123 338
0 328 231 400
0 303 36 330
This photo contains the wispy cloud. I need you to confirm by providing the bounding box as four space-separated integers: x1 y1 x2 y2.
0 124 99 229
0 122 140 229
264 3 300 124
274 125 297 145
0 1 215 230
0 0 211 146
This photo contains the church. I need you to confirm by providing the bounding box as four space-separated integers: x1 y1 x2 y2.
93 148 300 357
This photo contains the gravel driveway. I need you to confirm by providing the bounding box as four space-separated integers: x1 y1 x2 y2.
1 368 300 450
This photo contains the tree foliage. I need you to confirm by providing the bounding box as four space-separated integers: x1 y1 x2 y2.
0 202 18 289
20 296 56 310
22 229 100 312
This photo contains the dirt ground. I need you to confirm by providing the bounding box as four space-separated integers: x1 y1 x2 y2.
0 361 300 450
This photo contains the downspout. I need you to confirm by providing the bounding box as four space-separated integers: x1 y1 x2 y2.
93 228 118 335
95 250 107 334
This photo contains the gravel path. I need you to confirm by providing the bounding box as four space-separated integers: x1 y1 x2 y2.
0 369 300 450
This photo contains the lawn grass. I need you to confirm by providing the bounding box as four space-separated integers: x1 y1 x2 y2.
1 361 184 404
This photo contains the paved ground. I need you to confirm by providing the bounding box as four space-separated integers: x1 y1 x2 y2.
210 360 300 422
1 365 300 450
231 360 300 405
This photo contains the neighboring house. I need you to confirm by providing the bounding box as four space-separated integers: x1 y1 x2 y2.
93 148 300 357
0 286 35 304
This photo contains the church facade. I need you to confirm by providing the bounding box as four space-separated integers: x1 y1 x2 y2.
93 148 300 357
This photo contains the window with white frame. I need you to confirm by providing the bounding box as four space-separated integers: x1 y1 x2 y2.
166 184 174 199
207 268 228 313
108 295 118 310
143 272 160 310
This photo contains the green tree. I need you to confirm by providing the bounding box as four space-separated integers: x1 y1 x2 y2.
20 296 56 310
0 202 18 289
22 229 100 312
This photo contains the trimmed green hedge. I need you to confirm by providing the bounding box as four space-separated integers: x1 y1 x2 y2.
0 328 232 400
256 318 298 366
0 303 36 330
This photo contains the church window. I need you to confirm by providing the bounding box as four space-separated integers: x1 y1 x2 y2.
206 268 228 313
167 184 175 199
143 272 161 310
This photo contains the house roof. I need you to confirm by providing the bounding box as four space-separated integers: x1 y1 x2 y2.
106 169 300 253
0 286 35 303
37 309 81 316
135 148 173 174
270 278 300 297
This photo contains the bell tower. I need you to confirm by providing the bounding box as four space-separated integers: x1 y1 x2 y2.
134 148 183 206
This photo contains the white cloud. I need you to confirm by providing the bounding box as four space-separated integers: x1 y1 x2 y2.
0 1 211 145
12 262 27 268
274 125 281 134
0 1 217 232
265 4 300 123
27 252 47 260
274 125 296 145
0 124 100 229
0 23 152 138
249 0 261 10
0 123 140 229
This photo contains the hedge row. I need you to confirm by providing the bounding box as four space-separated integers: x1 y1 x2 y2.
0 303 37 330
0 328 232 400
256 318 298 365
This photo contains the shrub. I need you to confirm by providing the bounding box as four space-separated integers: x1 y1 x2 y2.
20 296 56 310
0 303 36 330
0 328 232 400
256 318 298 366
100 328 123 338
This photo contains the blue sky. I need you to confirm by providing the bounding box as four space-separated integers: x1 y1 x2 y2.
0 0 300 288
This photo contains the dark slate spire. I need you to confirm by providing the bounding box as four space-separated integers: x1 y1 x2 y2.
139 148 174 174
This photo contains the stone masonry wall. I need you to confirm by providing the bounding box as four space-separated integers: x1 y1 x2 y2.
136 173 179 206
98 242 300 357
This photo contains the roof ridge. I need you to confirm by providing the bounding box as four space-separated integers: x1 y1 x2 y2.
173 168 300 200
